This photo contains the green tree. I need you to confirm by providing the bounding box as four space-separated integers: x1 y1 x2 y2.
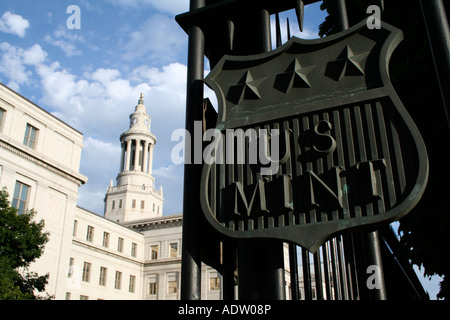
0 187 51 300
318 0 450 299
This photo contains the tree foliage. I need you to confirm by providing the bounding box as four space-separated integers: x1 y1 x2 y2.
0 188 51 300
318 0 450 299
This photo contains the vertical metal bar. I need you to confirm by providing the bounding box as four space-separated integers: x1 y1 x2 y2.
289 244 300 300
276 13 282 48
301 249 313 300
258 8 272 52
343 232 359 300
420 0 450 132
329 238 342 299
313 250 324 300
336 236 349 299
180 0 205 301
365 231 387 300
222 242 236 300
322 243 332 299
335 0 349 30
287 17 291 40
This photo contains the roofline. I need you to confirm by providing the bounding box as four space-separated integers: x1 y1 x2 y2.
0 82 83 136
75 205 144 235
121 213 183 229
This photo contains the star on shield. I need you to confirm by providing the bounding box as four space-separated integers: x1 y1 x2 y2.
227 70 266 105
274 58 315 93
326 45 368 81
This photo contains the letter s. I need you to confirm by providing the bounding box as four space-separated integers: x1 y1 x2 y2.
312 120 336 154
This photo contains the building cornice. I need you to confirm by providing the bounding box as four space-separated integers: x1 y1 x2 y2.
122 214 183 231
0 135 88 186
143 257 182 268
72 238 143 266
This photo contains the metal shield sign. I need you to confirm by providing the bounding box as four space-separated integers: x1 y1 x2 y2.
200 20 428 252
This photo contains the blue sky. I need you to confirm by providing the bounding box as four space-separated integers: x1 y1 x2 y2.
0 0 441 299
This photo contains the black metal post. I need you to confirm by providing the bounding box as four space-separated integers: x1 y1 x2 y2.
420 0 450 132
365 231 387 300
180 0 205 300
289 244 300 300
335 0 349 31
334 0 387 300
235 6 286 300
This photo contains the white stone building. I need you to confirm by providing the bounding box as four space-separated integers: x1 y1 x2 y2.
0 83 220 300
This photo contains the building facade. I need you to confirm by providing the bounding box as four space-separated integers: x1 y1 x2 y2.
0 83 220 300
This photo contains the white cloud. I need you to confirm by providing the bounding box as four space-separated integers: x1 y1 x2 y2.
0 43 47 90
105 0 188 15
45 26 85 57
119 14 187 64
45 36 82 57
0 11 30 38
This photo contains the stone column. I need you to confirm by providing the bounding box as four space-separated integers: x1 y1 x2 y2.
125 139 132 171
148 143 154 175
134 139 141 171
120 141 126 172
143 140 149 173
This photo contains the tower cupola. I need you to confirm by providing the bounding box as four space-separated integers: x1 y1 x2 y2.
104 94 163 223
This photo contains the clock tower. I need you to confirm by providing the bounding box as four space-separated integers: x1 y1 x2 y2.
104 94 163 223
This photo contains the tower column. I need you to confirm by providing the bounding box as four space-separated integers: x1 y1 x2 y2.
120 141 126 172
143 140 149 173
148 143 154 175
125 139 132 171
134 139 141 171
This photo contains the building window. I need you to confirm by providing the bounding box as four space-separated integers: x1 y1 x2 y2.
152 203 155 212
129 275 136 293
68 258 74 277
12 181 30 215
114 271 122 290
82 262 91 282
23 123 38 149
112 200 115 210
131 243 137 257
150 245 159 260
0 108 5 131
141 200 145 209
86 226 94 242
167 274 178 294
148 282 158 295
117 237 124 253
103 232 110 248
99 267 107 286
80 295 89 300
132 199 136 209
65 292 71 300
119 199 122 209
209 273 220 291
157 205 160 214
72 220 78 237
169 243 178 258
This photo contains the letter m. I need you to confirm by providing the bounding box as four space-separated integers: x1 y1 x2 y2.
230 179 269 217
